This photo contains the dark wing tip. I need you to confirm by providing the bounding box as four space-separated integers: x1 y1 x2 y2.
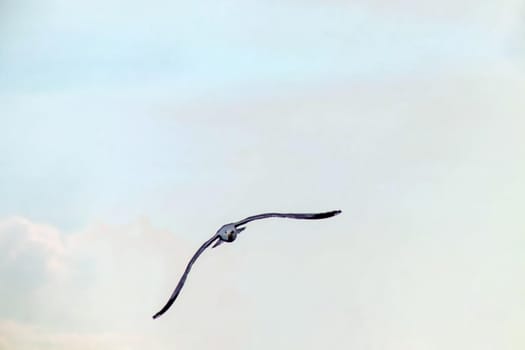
152 307 167 319
315 210 342 218
153 297 176 319
152 287 184 320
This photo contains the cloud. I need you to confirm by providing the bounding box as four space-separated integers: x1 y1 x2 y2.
0 217 67 320
0 216 65 273
0 216 251 349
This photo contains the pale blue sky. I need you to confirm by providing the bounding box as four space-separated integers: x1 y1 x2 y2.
1 1 524 349
1 0 514 92
1 0 521 230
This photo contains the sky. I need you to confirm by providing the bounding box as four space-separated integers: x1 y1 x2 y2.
1 0 525 349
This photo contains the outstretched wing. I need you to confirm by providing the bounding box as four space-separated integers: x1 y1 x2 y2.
235 210 341 227
152 234 220 319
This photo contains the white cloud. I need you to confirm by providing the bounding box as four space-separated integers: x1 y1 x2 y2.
0 216 252 349
0 218 67 320
0 217 65 271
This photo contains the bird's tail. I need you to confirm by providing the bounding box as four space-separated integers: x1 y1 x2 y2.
212 240 223 248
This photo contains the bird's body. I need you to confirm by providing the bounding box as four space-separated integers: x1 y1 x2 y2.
152 210 341 319
217 223 238 242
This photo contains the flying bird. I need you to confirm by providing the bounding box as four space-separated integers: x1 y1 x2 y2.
152 210 342 319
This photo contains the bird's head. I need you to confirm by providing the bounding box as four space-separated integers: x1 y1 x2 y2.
217 224 245 242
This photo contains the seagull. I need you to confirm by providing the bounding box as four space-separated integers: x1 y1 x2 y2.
152 210 342 319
